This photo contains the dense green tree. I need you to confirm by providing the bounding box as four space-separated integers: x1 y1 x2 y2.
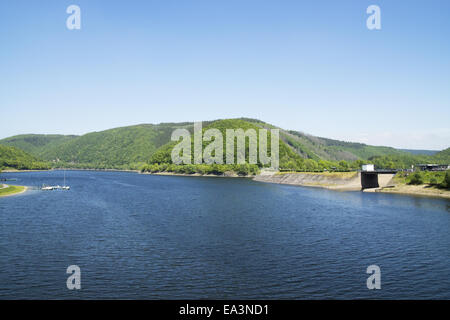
408 172 425 185
442 170 450 188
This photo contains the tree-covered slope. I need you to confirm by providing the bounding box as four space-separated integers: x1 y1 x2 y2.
232 118 411 161
41 123 193 169
144 119 306 174
400 149 439 156
0 134 78 157
282 131 408 161
367 147 450 169
434 147 450 160
149 119 302 164
0 144 50 170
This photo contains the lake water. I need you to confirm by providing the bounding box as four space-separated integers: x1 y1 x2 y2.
0 170 449 299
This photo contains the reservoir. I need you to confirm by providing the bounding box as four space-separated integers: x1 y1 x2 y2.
0 170 449 299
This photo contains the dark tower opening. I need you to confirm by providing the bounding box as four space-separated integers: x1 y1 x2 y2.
361 172 379 189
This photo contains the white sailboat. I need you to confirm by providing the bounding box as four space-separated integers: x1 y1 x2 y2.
41 170 70 190
61 170 70 190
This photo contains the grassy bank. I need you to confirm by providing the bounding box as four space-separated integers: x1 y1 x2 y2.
0 185 27 197
374 170 450 198
394 170 450 188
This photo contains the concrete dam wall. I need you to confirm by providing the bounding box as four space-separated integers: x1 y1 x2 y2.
253 172 395 191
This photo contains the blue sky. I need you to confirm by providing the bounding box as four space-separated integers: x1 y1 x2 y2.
1 0 449 149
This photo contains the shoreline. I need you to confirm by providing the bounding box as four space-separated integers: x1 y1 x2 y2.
2 168 140 173
142 171 254 178
1 169 50 173
52 168 140 173
367 184 450 199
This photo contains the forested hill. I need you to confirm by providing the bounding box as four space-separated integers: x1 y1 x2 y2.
0 134 78 157
142 119 450 173
0 118 448 170
0 144 50 170
434 147 450 160
400 149 439 156
2 123 193 169
145 119 304 174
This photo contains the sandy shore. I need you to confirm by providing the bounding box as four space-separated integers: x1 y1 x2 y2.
367 184 450 199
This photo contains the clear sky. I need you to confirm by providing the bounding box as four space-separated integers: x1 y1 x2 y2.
1 0 449 150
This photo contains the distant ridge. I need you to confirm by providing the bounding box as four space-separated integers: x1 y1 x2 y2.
399 149 439 156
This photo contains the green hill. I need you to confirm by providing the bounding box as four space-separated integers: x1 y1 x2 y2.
434 147 450 159
225 118 409 161
1 118 448 171
400 149 438 156
0 144 50 170
0 134 78 157
143 119 402 173
367 147 450 170
279 131 407 161
144 119 306 174
2 123 193 170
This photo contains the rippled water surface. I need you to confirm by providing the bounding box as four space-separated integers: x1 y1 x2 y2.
0 170 449 299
